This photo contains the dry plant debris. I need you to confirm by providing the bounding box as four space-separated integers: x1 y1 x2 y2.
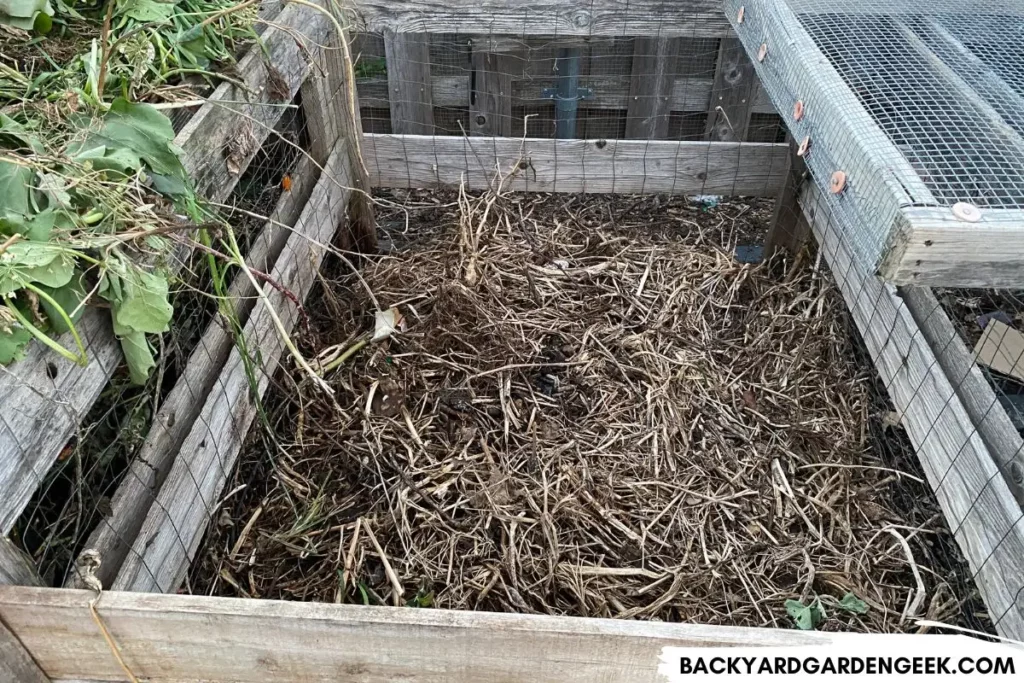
192 190 982 633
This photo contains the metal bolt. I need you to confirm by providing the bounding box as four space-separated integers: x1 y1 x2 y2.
737 6 745 23
757 43 768 62
830 171 847 194
797 136 811 157
952 201 981 223
793 100 805 121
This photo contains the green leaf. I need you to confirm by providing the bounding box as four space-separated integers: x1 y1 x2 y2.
117 0 174 22
0 210 55 241
0 240 75 295
838 592 869 615
0 306 31 364
0 0 52 31
38 270 87 334
0 114 43 153
68 99 183 180
100 259 173 335
37 172 71 209
71 144 143 174
117 328 154 385
785 598 825 631
0 159 33 217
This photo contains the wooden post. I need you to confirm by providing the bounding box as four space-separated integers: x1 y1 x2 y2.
470 51 516 137
705 35 756 141
763 139 810 257
0 618 48 683
625 37 680 139
302 29 377 252
384 31 434 134
0 538 41 587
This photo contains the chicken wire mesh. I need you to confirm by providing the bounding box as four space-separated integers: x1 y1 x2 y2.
727 0 1024 276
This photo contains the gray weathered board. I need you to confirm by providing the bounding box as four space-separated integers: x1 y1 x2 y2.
705 35 756 141
0 614 47 683
64 155 318 591
362 134 789 196
347 0 730 37
0 587 831 683
384 31 435 134
114 141 352 593
0 0 330 537
625 38 680 139
357 73 776 117
801 184 1024 640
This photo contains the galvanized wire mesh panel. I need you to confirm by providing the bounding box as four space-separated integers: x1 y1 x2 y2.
727 0 1024 279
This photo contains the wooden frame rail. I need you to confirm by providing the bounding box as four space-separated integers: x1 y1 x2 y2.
0 587 830 682
362 134 789 196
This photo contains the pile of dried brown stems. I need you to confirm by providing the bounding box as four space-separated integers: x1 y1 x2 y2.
191 187 980 633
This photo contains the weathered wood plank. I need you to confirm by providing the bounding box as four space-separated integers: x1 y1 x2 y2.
879 208 1024 287
802 184 1024 640
763 139 811 257
900 287 1024 508
0 0 330 536
65 154 318 591
384 32 434 134
347 0 730 37
470 52 517 137
0 537 42 587
0 615 47 683
705 35 756 141
357 74 777 114
0 587 830 683
113 141 352 594
625 37 680 139
363 134 789 196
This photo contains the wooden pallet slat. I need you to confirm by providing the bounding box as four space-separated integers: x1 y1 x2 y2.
705 35 756 141
363 134 789 196
384 31 435 134
113 140 353 594
625 37 680 140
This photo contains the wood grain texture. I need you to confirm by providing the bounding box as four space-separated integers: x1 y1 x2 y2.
470 52 517 137
357 73 777 114
764 139 811 257
801 185 1024 641
625 37 680 139
384 31 434 134
64 155 317 591
901 287 1024 508
0 616 47 683
363 134 789 196
0 587 830 683
705 35 756 141
0 0 328 536
880 209 1024 287
347 0 730 37
113 143 352 594
0 537 42 587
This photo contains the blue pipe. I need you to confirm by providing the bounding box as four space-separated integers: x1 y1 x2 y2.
554 48 581 139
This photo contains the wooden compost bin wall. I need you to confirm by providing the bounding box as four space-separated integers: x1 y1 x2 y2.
353 32 781 143
0 0 365 592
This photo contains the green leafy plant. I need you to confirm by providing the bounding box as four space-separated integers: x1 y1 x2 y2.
785 597 825 630
838 591 869 615
0 0 53 33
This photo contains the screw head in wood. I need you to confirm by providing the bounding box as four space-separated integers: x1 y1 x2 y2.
737 6 745 23
797 136 811 157
952 201 981 223
757 43 768 62
830 171 847 194
793 100 805 121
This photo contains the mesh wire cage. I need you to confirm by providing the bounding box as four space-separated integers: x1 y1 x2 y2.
726 0 1024 287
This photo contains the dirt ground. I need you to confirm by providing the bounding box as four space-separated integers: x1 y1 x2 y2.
190 190 988 634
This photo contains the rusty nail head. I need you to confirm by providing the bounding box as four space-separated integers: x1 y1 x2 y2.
757 43 768 62
952 201 981 223
737 6 745 23
830 171 847 194
797 136 810 157
793 100 805 121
